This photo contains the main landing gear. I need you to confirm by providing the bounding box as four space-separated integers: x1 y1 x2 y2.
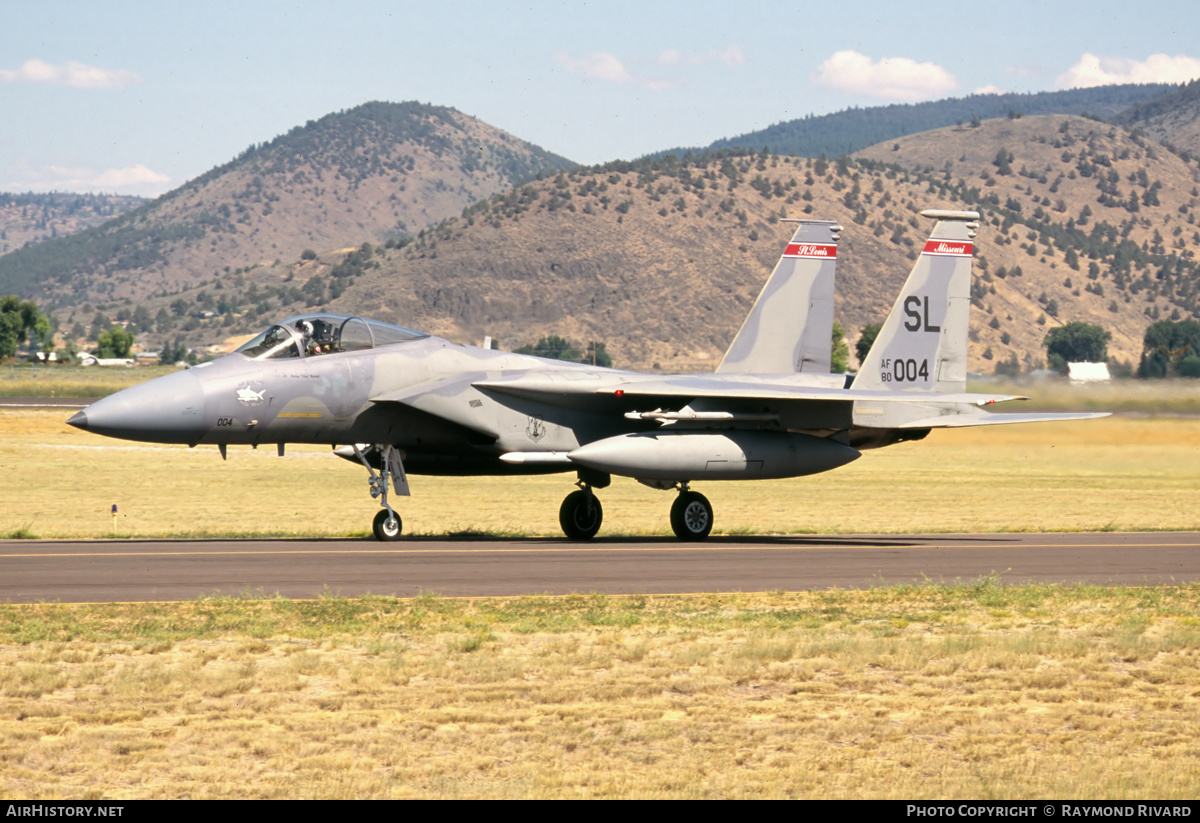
557 474 714 542
351 445 409 541
559 487 603 540
670 486 713 541
559 469 608 540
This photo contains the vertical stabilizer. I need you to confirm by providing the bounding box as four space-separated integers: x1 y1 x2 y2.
716 219 841 374
854 209 979 393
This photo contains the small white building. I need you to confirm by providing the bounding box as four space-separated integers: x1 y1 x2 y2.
79 354 135 367
1067 362 1110 383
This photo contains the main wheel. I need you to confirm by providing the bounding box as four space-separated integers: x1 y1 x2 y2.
372 509 403 541
559 489 603 540
670 491 713 541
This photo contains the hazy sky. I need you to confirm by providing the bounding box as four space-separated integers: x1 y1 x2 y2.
4 0 1199 196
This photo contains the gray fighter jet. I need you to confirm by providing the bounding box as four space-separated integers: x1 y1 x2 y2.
68 209 1104 541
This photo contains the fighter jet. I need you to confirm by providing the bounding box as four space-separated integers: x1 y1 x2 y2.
68 209 1104 541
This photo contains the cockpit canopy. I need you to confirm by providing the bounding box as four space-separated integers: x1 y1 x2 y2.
235 313 428 361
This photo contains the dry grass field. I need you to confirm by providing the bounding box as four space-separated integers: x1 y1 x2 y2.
0 365 179 399
1 408 1197 538
1 586 1199 799
2 398 1199 798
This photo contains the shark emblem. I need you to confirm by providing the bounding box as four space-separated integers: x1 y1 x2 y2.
236 382 266 406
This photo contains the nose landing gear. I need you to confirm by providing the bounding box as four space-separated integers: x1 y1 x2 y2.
373 508 403 541
351 445 409 541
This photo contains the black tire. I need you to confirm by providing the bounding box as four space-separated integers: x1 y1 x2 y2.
670 491 713 541
372 509 403 541
559 490 603 540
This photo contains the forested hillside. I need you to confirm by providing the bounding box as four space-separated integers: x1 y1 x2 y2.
1113 79 1200 157
657 84 1171 160
67 114 1198 376
0 192 144 255
8 86 1200 377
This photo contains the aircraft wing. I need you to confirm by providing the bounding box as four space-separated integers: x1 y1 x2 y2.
601 377 1024 406
897 411 1110 428
474 372 1024 407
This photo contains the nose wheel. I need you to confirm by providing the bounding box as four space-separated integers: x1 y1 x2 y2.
373 509 403 541
670 489 713 541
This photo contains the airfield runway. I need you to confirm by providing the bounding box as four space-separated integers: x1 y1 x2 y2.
1 532 1198 603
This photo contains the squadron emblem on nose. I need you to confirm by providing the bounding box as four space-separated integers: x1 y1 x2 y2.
236 380 266 406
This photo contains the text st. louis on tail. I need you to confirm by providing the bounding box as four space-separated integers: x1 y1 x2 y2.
69 209 1105 541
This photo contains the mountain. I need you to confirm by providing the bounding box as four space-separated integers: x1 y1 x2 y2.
0 192 144 256
10 90 1200 376
0 101 575 306
855 114 1200 370
92 114 1197 375
338 120 1198 373
655 84 1173 160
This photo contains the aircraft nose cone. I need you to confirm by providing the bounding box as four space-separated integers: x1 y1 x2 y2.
72 369 208 443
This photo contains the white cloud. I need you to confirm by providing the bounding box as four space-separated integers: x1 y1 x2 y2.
1056 53 1200 89
557 51 632 83
658 45 745 67
713 46 746 67
811 50 958 101
559 45 745 89
0 58 141 88
657 49 688 67
556 51 668 90
7 161 170 196
92 165 171 190
974 84 1007 96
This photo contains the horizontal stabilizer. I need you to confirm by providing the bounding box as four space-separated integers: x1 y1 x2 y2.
898 411 1110 429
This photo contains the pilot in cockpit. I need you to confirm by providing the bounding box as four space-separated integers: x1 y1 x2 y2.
297 319 323 356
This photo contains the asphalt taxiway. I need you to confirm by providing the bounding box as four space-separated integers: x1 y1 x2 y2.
0 396 92 409
1 531 1198 603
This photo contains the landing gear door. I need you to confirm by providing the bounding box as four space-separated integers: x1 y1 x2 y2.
386 446 410 497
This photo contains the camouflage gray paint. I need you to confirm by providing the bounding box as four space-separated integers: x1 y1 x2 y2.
717 220 840 374
847 211 1106 439
855 210 977 395
69 208 1106 541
